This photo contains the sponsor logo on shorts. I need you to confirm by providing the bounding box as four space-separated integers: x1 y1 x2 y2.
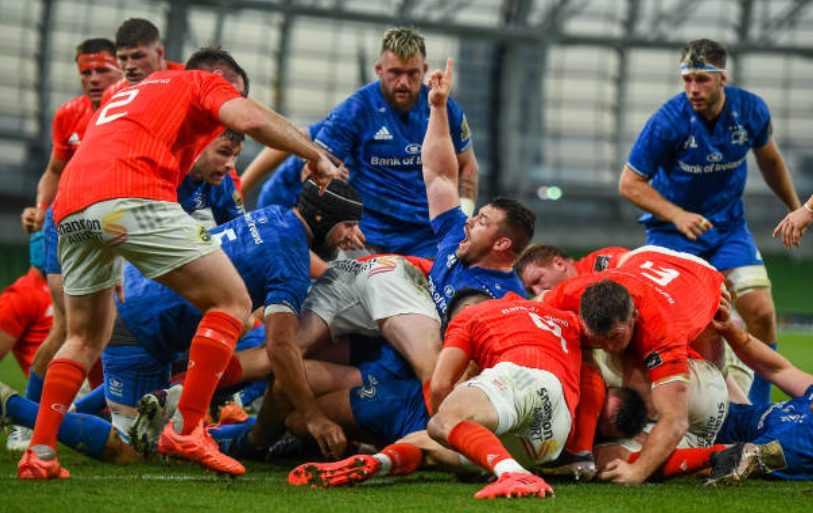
698 401 727 445
644 351 663 370
57 218 103 244
51 403 68 416
368 256 398 277
102 209 128 246
519 437 559 462
199 226 212 242
356 375 379 399
529 387 554 442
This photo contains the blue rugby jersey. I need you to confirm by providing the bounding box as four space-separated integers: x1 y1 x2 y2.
257 121 324 209
315 81 471 256
627 86 771 228
717 385 813 480
427 207 525 317
116 207 310 360
177 172 244 227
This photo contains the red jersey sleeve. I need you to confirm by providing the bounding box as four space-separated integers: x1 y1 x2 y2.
443 309 475 359
51 107 74 162
542 273 597 314
633 294 691 384
194 72 242 119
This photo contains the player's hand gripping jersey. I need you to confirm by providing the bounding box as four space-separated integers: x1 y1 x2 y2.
53 69 242 223
544 246 724 385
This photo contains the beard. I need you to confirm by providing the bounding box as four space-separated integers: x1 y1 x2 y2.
313 239 339 261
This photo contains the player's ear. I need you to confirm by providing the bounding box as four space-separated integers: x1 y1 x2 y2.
374 61 384 77
719 72 727 86
493 236 512 253
155 44 165 61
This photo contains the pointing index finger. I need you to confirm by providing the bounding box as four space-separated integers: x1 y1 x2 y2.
445 57 453 82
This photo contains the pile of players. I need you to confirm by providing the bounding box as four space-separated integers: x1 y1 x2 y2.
1 19 812 498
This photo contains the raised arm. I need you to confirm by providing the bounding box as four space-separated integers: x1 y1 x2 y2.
619 165 712 241
422 58 460 220
457 149 479 217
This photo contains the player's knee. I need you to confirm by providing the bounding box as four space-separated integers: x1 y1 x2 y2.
426 414 455 444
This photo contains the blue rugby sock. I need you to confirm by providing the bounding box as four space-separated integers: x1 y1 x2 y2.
208 417 256 442
24 369 44 403
748 342 778 405
7 395 111 459
73 384 107 415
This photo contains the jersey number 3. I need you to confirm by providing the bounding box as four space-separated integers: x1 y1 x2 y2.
96 90 139 126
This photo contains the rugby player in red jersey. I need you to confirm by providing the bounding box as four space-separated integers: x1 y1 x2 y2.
543 245 728 483
515 244 629 297
101 18 185 104
18 46 341 480
291 289 582 499
21 38 121 234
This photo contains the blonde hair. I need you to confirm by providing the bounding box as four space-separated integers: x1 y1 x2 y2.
381 27 426 59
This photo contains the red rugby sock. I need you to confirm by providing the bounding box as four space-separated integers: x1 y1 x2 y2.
447 420 513 474
177 311 242 435
29 358 87 450
628 445 727 479
379 442 422 476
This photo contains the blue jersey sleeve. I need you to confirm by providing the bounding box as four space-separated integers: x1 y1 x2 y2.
315 95 365 161
176 175 199 212
446 97 472 154
627 110 681 178
430 206 467 247
263 237 310 316
210 174 245 225
749 95 772 149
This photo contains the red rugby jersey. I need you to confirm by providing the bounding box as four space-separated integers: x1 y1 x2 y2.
53 70 241 223
573 247 629 276
444 292 582 417
544 248 723 384
51 95 94 162
0 268 53 377
101 61 185 106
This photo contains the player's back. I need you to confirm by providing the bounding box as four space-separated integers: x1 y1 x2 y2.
445 293 581 409
53 69 241 223
573 247 629 276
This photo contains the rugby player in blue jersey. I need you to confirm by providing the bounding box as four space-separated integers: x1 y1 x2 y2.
177 129 245 228
314 28 479 258
619 39 802 405
422 58 534 316
102 178 362 465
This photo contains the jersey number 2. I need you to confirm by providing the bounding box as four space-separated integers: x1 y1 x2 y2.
96 90 139 126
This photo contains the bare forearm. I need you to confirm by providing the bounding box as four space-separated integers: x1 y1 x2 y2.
423 104 458 188
458 157 478 202
37 157 66 206
632 416 687 480
619 167 683 223
268 342 320 415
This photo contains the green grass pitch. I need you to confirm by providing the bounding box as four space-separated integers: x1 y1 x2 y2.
1 333 812 512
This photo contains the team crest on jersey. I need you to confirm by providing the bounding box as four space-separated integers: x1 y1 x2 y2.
644 351 663 370
444 284 456 298
356 375 379 399
199 226 212 242
730 124 748 145
374 125 393 140
707 152 723 162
